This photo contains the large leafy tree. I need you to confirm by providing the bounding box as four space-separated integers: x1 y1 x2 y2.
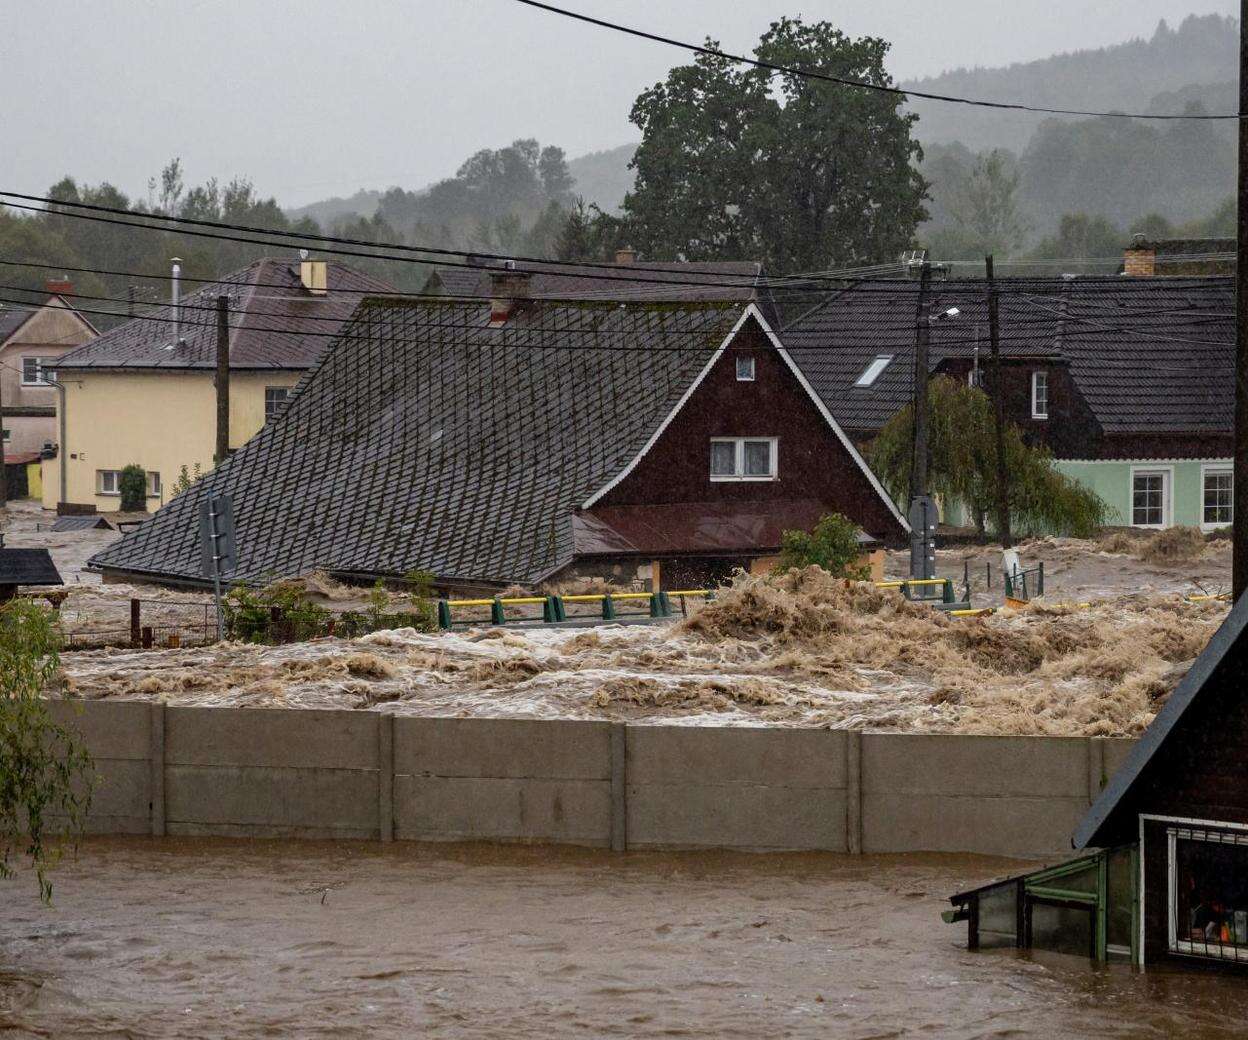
870 376 1108 537
623 18 928 272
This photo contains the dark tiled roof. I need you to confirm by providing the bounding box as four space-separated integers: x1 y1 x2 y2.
424 260 768 304
782 276 1233 437
0 548 62 586
51 515 114 532
51 260 395 371
0 305 35 343
90 297 749 586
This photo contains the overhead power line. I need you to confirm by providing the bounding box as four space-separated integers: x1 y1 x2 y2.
509 0 1247 121
0 191 905 293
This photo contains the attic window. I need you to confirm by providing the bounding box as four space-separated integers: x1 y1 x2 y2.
736 356 755 381
855 355 893 387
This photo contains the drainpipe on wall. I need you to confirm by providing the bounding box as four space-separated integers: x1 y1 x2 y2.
48 378 67 507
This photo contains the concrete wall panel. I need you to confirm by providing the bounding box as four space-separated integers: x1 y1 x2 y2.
165 765 378 838
395 776 610 845
863 734 1090 798
166 708 378 769
862 792 1088 859
628 783 847 851
393 717 610 779
627 726 846 786
46 699 151 759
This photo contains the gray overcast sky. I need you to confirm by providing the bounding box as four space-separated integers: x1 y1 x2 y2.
0 0 1238 206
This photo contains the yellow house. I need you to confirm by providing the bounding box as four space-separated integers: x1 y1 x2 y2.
44 258 393 512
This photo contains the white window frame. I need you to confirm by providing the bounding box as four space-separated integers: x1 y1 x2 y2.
21 356 52 386
1165 824 1248 963
97 469 120 496
709 437 778 482
1129 465 1173 529
854 355 893 388
147 471 162 498
264 385 291 422
1200 464 1233 531
735 355 755 382
1031 370 1049 419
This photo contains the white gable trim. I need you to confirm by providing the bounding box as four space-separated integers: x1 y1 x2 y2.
581 306 753 509
581 303 909 533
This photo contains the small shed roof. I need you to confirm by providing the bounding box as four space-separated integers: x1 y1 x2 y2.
0 548 63 586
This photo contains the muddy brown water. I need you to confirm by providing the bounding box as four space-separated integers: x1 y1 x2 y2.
1 838 1245 1038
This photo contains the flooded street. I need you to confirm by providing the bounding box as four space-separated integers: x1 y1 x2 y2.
1 838 1246 1039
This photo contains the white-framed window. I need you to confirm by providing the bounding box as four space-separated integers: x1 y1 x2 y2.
735 355 755 382
2 428 10 442
265 386 291 422
1167 825 1248 963
710 437 777 481
1031 370 1048 419
855 355 893 388
1202 467 1233 529
97 469 120 495
21 356 53 385
147 471 162 497
1131 467 1172 528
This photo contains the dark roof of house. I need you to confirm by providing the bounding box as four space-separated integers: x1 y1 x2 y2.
424 260 768 304
1075 592 1248 850
0 548 62 586
0 306 35 343
781 276 1233 436
88 297 758 586
51 260 395 372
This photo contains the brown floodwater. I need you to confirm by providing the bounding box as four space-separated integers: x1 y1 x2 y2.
1 837 1245 1039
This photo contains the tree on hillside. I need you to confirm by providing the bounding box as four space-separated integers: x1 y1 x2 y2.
947 150 1027 257
623 18 928 272
1029 213 1123 262
556 198 629 262
870 376 1108 537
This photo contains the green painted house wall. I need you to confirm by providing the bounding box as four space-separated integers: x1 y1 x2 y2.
1054 458 1232 529
935 458 1233 532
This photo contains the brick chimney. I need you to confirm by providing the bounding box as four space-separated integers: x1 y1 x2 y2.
45 277 73 296
488 262 531 324
1123 234 1155 277
614 246 637 265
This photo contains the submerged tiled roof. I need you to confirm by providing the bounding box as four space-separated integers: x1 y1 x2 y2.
782 276 1233 437
51 260 395 371
90 297 748 586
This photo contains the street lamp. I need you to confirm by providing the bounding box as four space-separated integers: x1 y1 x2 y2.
908 297 960 581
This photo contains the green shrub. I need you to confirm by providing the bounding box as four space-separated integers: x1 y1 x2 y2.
776 513 870 580
1 598 92 902
118 464 148 512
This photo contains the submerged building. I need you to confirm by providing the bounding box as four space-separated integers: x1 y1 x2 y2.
88 273 905 592
948 594 1248 968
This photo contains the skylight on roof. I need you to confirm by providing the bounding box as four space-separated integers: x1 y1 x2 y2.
855 355 893 387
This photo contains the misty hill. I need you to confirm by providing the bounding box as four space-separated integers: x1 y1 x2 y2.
287 188 380 227
904 14 1237 153
567 143 637 213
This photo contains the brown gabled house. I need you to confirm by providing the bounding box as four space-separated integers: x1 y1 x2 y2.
88 266 906 592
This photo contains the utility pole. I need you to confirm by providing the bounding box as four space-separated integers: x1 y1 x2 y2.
911 260 932 503
986 255 1012 549
0 368 7 509
1235 0 1248 600
214 294 230 465
909 260 937 580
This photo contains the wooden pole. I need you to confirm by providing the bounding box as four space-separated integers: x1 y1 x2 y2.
1235 0 1248 600
986 255 1012 549
214 294 230 465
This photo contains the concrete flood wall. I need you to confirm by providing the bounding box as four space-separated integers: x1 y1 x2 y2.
46 701 1136 858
